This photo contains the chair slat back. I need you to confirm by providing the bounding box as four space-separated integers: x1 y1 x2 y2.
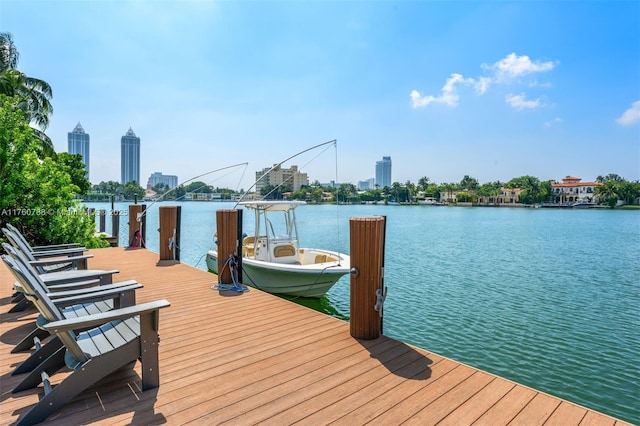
2 228 39 264
5 223 34 251
2 251 90 363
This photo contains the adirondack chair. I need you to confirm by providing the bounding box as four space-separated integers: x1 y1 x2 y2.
3 255 170 426
6 223 83 251
2 227 92 270
2 240 118 313
4 223 86 256
3 245 142 373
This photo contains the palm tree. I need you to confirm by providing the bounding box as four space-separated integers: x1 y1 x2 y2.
459 175 479 192
595 180 619 207
417 176 430 192
0 32 54 157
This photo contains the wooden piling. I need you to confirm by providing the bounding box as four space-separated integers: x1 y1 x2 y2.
128 204 146 248
111 212 120 239
349 216 386 340
159 206 181 261
98 209 106 233
216 209 242 284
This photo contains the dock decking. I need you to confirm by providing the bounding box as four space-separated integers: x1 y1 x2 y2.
0 248 631 425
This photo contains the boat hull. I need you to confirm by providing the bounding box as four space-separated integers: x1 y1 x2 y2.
206 249 349 298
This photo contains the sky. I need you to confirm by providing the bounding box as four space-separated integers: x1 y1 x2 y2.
2 0 639 190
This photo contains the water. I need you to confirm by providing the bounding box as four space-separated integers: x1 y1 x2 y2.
89 201 640 424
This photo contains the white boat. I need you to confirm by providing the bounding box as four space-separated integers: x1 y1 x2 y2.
206 200 350 298
572 201 598 208
417 197 439 206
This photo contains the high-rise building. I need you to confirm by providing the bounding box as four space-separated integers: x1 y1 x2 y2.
147 172 178 190
375 156 392 188
121 127 140 185
358 178 375 191
255 164 309 194
67 122 90 181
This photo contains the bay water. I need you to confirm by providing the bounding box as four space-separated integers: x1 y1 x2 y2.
90 201 640 423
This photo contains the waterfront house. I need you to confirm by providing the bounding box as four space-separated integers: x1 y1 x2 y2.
477 187 523 206
550 176 598 204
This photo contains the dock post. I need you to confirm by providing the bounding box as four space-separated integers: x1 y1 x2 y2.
128 204 146 248
349 216 387 340
111 212 120 243
216 209 242 284
159 206 181 261
98 209 106 233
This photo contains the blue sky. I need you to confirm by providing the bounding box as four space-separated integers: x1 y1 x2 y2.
2 0 639 190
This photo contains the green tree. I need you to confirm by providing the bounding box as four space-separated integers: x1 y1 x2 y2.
0 33 54 157
618 181 640 205
506 175 547 204
405 180 417 203
184 181 212 193
152 183 170 197
122 181 145 201
391 182 401 202
596 174 624 184
260 184 283 200
337 183 357 203
595 180 619 208
417 176 431 192
0 97 108 248
56 152 91 195
459 175 479 192
456 191 478 203
477 181 503 197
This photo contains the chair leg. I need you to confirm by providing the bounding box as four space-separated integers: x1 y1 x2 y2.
13 347 66 393
12 327 50 353
13 336 62 375
16 349 138 426
8 297 32 313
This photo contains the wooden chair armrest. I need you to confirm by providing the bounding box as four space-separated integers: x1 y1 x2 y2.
30 247 87 259
43 300 171 332
28 254 94 267
31 243 83 251
46 279 101 292
50 283 142 306
47 280 140 299
41 269 119 285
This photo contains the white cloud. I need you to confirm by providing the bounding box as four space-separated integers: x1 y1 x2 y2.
505 93 542 110
544 117 563 127
410 73 473 108
411 53 556 109
485 53 556 82
616 100 640 125
474 77 491 95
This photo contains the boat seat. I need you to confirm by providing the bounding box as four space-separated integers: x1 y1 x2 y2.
274 245 296 258
314 254 337 264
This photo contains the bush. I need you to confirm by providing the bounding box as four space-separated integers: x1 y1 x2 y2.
0 96 109 249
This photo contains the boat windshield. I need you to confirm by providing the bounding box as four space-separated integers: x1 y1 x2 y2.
241 201 303 244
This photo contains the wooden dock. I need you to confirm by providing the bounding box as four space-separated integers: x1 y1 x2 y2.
0 248 631 425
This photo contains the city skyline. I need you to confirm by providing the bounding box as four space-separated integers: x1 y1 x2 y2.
3 1 638 190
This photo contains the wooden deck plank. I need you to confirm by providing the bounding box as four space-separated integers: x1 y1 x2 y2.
545 401 589 426
329 357 461 425
0 247 632 426
472 384 538 425
404 371 496 425
436 375 516 426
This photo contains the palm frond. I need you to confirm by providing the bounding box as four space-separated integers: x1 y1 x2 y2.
31 127 56 158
